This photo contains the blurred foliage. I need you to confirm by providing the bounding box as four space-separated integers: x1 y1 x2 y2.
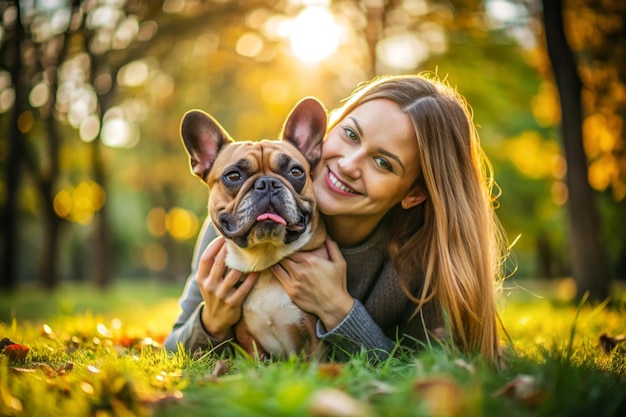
0 0 624 286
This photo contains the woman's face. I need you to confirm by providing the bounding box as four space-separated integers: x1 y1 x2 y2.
313 99 424 224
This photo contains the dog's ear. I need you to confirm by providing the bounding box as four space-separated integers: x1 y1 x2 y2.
180 110 233 182
280 97 327 167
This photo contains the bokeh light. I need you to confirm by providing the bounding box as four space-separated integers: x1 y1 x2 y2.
236 32 265 58
147 207 167 237
79 115 101 142
165 207 199 241
505 131 561 180
0 87 15 113
376 33 429 70
118 60 149 87
53 180 106 224
17 111 34 133
289 6 340 63
101 114 139 148
29 82 50 108
147 207 198 241
551 181 568 206
144 243 168 272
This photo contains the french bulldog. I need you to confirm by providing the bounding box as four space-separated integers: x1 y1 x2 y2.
180 97 327 359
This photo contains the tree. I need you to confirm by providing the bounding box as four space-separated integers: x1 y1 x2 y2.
541 0 611 301
0 0 244 289
0 1 25 291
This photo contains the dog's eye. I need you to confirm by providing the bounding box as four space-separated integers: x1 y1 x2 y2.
289 167 304 177
224 171 241 182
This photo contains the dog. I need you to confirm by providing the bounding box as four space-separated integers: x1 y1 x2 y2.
180 97 327 359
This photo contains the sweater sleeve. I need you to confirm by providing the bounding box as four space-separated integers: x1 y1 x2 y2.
163 218 233 355
316 299 395 361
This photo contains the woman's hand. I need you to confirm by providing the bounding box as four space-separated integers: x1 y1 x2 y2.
196 236 258 340
271 237 355 331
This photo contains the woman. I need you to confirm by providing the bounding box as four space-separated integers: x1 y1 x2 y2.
164 74 507 364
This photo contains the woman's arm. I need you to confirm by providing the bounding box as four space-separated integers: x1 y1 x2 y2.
272 239 354 329
163 218 221 352
272 238 396 360
318 291 443 360
163 218 258 353
316 299 395 361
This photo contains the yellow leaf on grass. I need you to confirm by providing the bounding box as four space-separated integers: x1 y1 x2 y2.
309 388 372 417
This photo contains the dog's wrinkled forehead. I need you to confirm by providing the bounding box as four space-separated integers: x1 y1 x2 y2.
206 140 309 186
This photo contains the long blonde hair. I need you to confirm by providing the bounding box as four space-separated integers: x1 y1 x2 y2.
329 74 506 363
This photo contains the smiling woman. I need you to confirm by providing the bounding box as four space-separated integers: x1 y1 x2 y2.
289 6 340 63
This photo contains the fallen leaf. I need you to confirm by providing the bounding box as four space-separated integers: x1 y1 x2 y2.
2 343 30 361
211 359 230 378
138 389 184 408
0 337 17 349
317 363 344 379
197 359 231 384
1 392 22 413
453 358 476 375
87 365 101 374
10 367 36 375
492 374 545 406
364 380 395 398
30 362 54 376
309 388 372 417
81 381 95 395
599 332 626 354
10 361 75 378
42 324 56 338
413 376 465 417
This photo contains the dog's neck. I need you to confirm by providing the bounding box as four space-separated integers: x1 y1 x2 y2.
225 241 299 272
224 220 326 272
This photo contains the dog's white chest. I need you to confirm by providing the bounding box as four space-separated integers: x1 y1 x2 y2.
243 271 306 355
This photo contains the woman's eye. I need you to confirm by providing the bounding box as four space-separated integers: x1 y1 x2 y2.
224 171 241 182
289 167 304 177
374 157 393 172
343 127 359 143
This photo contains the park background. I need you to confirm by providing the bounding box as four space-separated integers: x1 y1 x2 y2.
0 0 624 303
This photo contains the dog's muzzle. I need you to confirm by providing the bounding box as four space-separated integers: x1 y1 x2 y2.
219 176 311 247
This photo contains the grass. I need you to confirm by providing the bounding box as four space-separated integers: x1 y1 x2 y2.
1 277 625 417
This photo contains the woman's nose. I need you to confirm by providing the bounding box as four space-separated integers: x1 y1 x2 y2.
337 152 361 178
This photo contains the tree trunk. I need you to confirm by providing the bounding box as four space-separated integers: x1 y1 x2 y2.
38 115 64 290
1 1 26 292
364 4 384 76
92 140 112 288
542 0 611 301
40 195 61 290
31 5 74 290
88 50 114 289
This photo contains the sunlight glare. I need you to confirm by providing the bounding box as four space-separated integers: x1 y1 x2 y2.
290 6 340 63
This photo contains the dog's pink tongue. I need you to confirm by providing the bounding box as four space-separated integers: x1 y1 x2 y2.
257 213 287 225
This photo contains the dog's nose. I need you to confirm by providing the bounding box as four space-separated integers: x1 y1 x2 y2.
255 176 282 191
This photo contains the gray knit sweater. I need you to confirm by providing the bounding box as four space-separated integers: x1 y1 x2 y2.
163 218 442 360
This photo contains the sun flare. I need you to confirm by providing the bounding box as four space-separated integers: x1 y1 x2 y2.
289 6 340 63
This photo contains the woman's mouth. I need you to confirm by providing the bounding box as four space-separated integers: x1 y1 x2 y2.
326 169 359 195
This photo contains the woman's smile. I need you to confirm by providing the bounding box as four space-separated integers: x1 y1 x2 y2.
325 168 360 195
